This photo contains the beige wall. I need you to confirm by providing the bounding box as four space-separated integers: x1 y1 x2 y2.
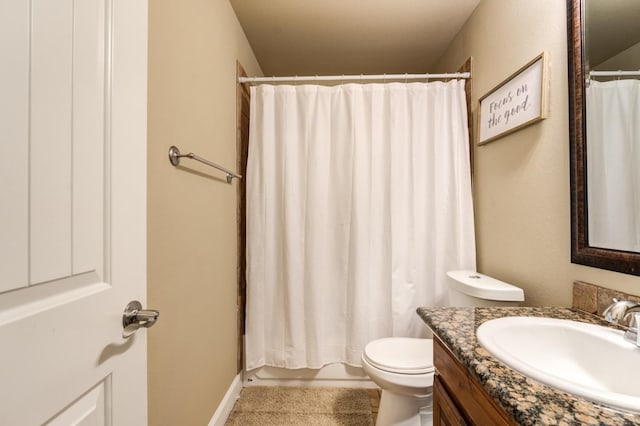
597 41 640 70
435 0 640 306
145 0 640 422
147 0 261 424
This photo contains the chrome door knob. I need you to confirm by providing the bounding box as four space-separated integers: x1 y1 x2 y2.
122 300 159 338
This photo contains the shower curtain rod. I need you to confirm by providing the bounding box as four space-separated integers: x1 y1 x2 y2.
589 70 640 77
238 72 471 84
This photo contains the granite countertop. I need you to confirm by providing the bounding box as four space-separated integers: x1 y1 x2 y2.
417 306 640 426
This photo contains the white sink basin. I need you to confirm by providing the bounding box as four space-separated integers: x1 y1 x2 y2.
476 316 640 413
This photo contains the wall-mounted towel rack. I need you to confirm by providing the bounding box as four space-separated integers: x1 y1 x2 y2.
168 146 242 184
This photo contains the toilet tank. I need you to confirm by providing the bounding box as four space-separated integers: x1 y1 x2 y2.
446 270 524 307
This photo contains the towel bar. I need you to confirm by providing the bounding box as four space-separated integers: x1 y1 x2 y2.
168 145 242 184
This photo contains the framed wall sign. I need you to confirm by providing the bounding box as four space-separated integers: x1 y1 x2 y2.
477 52 547 145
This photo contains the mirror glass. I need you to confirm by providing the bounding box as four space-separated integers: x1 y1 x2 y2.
583 0 640 252
569 0 640 275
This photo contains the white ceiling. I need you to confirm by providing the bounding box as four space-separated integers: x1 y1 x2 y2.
229 0 481 77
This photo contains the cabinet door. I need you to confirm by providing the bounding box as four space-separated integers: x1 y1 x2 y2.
434 375 468 426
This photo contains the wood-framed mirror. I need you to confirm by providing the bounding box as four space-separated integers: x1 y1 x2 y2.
568 0 640 276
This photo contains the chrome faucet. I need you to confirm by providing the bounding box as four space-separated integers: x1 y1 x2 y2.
603 298 640 345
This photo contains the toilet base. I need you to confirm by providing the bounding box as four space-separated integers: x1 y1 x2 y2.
376 388 433 426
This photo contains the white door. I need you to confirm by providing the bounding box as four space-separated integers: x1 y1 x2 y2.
0 0 149 424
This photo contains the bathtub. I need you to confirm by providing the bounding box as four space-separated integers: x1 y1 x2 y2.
244 362 377 388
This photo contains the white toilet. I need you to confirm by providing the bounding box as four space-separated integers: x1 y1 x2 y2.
361 270 524 426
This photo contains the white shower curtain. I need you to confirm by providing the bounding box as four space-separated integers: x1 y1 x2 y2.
245 81 476 370
586 79 640 252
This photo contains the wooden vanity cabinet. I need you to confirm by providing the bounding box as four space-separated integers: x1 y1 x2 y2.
434 375 467 425
433 335 516 426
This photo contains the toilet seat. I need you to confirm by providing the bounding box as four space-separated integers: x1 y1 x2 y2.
363 337 434 375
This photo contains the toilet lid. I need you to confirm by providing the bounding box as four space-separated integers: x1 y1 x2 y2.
363 337 434 375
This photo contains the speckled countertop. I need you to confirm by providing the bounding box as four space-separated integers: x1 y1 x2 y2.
417 307 640 426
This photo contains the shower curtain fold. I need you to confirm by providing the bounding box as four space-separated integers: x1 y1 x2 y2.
245 81 476 370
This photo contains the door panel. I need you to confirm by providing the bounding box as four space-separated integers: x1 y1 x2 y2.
0 0 29 291
30 0 106 284
73 0 106 277
0 0 148 424
30 0 74 284
46 379 111 426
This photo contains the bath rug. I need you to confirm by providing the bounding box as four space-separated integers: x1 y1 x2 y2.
225 386 377 425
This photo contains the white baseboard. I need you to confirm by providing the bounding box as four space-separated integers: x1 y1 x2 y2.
208 372 243 426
